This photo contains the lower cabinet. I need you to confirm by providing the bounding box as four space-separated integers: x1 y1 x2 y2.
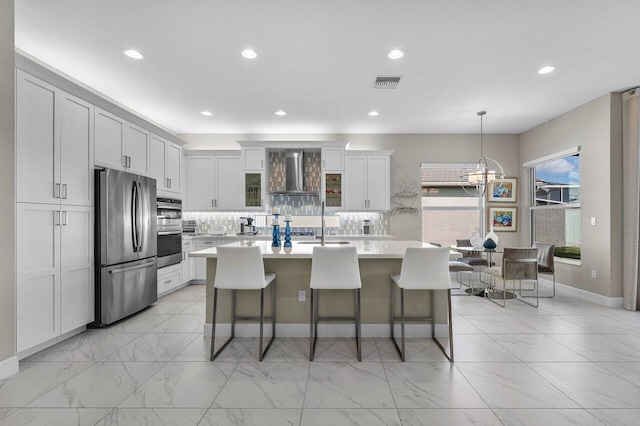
17 203 94 353
157 264 183 297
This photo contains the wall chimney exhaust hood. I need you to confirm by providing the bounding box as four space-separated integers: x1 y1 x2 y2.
270 149 318 196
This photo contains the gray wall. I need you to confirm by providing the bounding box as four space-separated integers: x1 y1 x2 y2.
520 93 623 298
0 0 15 363
179 133 522 248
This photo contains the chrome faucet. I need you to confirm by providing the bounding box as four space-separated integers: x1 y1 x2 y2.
321 201 326 246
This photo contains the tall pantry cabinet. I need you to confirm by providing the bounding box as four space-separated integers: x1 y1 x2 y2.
15 70 94 353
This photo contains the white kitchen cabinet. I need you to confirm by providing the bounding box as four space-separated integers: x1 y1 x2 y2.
95 107 126 170
151 135 182 195
95 108 151 175
17 203 94 352
166 142 181 194
60 206 94 333
124 122 150 176
186 152 242 211
215 156 242 210
181 238 192 284
59 93 94 206
157 264 183 297
242 146 265 170
187 156 215 210
321 146 345 171
16 70 94 207
345 153 391 211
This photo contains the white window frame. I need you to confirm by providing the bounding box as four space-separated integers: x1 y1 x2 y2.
525 148 581 264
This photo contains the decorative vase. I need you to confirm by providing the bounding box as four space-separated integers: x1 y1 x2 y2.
484 230 499 249
470 233 484 249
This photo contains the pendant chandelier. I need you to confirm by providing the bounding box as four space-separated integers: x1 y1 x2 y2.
460 111 504 197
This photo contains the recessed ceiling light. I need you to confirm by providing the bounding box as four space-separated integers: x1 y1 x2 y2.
538 65 556 75
388 49 404 59
201 111 213 116
123 49 144 59
275 110 287 116
368 111 379 116
242 49 257 59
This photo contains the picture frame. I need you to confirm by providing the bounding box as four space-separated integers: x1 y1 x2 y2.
489 206 518 232
487 177 518 203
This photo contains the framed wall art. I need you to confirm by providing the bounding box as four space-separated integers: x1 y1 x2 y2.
489 206 518 232
487 177 517 203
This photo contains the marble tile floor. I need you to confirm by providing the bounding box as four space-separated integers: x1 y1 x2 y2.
1 284 640 425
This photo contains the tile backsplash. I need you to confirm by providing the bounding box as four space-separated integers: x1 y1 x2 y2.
183 210 389 236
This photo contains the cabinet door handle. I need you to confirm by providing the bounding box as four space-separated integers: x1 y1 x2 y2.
168 178 171 188
55 210 61 226
62 184 68 199
55 183 61 199
212 199 215 207
261 159 264 168
123 155 128 167
62 211 68 226
164 279 172 284
215 199 218 207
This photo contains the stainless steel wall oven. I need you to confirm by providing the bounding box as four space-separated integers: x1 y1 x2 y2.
157 197 182 268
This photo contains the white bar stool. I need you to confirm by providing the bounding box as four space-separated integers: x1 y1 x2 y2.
210 246 276 361
309 246 362 362
390 247 454 362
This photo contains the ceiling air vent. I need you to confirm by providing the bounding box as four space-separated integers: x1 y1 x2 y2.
373 75 402 89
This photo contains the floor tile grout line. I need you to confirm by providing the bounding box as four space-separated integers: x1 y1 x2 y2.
521 361 590 410
595 361 640 390
109 360 170 410
376 338 402 423
92 406 115 425
452 361 503 423
299 358 312 425
14 359 98 409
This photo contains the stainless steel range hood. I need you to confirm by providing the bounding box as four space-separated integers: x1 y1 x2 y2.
270 150 318 196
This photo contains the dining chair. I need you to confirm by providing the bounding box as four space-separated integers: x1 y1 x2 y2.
210 246 276 361
390 247 454 362
309 246 362 361
484 248 539 308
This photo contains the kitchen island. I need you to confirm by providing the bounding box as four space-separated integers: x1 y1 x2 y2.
190 240 449 337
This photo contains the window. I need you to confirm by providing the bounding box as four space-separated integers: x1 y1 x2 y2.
421 164 482 247
529 152 580 260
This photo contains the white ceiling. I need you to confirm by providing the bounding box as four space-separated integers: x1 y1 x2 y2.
14 0 640 135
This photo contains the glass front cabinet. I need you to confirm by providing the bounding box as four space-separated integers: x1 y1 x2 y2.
243 172 264 209
322 172 343 210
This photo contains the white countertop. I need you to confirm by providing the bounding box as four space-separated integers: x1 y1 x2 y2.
185 234 395 241
190 240 434 259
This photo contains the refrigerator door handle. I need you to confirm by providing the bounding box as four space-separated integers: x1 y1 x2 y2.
137 181 144 252
108 258 157 274
131 181 139 252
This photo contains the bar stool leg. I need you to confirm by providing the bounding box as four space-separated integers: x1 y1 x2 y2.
271 279 276 342
210 287 218 361
309 288 315 361
400 288 406 362
259 288 265 361
231 289 235 338
355 288 362 362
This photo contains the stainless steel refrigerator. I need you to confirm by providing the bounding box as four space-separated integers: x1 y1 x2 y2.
91 168 158 327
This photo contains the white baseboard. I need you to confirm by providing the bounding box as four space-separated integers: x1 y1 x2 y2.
0 355 19 381
204 323 449 338
17 326 86 360
539 278 624 308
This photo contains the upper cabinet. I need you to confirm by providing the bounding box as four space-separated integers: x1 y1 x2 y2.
123 122 150 176
345 152 392 211
321 146 345 171
94 108 125 170
16 70 94 207
150 134 181 195
96 108 150 175
242 146 265 170
186 152 241 211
